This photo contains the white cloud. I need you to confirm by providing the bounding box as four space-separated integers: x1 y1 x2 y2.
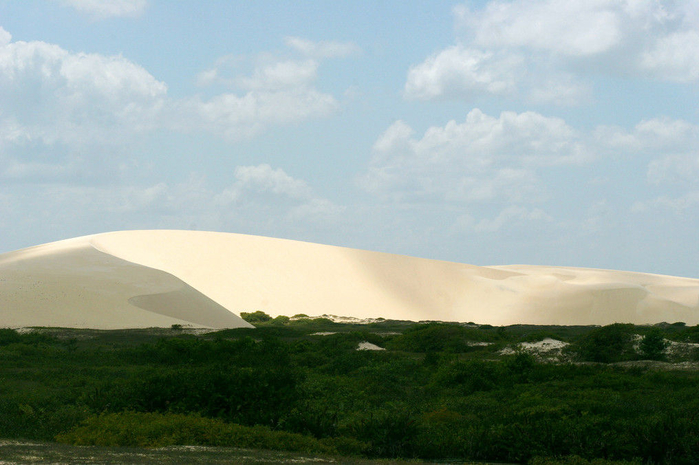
58 0 147 20
526 74 592 106
457 0 623 56
361 109 585 204
641 30 699 82
180 89 337 141
594 117 699 155
284 37 360 59
362 112 699 235
215 164 341 223
0 33 349 183
0 38 167 148
647 154 699 186
410 1 699 105
190 38 348 139
0 27 10 46
404 46 520 100
218 164 312 203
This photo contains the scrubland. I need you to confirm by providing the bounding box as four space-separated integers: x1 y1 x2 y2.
1 316 698 464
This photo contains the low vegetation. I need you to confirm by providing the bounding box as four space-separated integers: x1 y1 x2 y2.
1 317 699 464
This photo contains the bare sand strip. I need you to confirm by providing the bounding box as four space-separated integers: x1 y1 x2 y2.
1 230 698 328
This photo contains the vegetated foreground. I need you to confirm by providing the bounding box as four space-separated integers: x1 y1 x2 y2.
2 315 699 464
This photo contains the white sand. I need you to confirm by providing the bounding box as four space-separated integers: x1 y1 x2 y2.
357 342 385 351
0 235 251 329
1 229 698 328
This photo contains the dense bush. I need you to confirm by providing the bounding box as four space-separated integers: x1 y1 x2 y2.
639 328 668 360
1 322 699 463
387 323 499 353
568 324 637 363
240 310 272 323
57 411 366 455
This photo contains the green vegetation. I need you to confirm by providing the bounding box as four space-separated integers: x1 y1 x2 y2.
1 318 699 464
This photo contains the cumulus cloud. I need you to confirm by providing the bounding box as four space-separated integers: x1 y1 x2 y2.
408 0 699 104
217 164 313 204
0 37 167 148
190 38 350 139
362 111 699 232
594 117 699 156
58 0 147 20
404 46 520 100
641 30 699 82
361 108 585 205
0 32 351 183
216 164 342 222
456 0 623 56
179 89 337 141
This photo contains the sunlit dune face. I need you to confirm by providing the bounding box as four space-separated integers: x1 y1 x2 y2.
1 230 698 329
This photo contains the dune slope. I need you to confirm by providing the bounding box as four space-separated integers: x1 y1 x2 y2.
0 236 252 329
1 230 698 328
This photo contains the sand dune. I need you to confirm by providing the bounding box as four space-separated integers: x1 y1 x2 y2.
1 230 698 328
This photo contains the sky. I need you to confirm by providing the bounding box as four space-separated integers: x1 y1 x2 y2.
0 0 697 278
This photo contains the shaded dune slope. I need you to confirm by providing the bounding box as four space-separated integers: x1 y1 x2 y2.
0 236 252 329
1 230 698 328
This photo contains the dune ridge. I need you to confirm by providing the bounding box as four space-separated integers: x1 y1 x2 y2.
1 230 698 328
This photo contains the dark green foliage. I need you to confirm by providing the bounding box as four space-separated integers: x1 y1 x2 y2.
240 310 272 323
639 327 668 360
568 324 637 363
57 411 367 455
387 323 498 353
2 322 699 463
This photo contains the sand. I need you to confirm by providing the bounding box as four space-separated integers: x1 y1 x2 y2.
0 235 252 329
1 230 698 328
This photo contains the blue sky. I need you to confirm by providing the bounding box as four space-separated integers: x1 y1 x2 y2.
0 0 697 278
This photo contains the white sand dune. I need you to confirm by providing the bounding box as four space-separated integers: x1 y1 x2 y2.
1 230 698 329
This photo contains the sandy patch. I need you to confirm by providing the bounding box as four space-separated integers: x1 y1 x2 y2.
501 338 569 355
357 341 385 351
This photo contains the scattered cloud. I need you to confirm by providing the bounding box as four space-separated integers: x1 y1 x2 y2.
362 110 699 233
404 46 520 100
58 0 147 20
456 0 623 56
647 154 699 186
632 191 699 214
284 37 360 59
408 0 699 105
361 108 585 205
0 38 166 148
473 206 552 233
190 38 352 140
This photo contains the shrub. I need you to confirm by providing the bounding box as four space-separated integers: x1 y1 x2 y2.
639 328 668 361
568 324 636 363
388 323 495 353
240 311 272 323
56 411 366 454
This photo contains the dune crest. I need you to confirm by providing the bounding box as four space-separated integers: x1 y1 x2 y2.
1 230 698 328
